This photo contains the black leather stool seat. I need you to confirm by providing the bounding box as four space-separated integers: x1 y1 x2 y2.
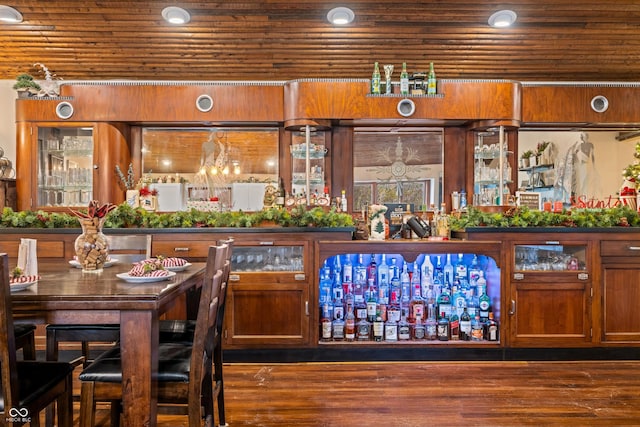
0 361 73 411
47 324 119 331
79 342 193 383
14 323 36 338
158 319 195 345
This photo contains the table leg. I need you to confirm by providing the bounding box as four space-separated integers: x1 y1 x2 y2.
120 310 159 427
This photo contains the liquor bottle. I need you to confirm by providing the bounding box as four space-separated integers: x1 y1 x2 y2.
373 315 384 342
478 285 491 322
449 307 459 341
427 62 437 95
485 312 500 342
400 262 411 304
371 62 381 94
332 311 345 341
341 189 348 211
452 284 467 318
342 254 353 287
466 289 478 319
420 255 433 295
437 312 449 341
366 278 378 322
387 287 401 325
459 307 471 341
469 254 481 287
400 62 409 95
398 313 411 341
476 270 487 303
425 303 438 340
385 315 398 342
412 316 426 340
356 316 371 341
471 315 483 341
319 263 332 305
433 255 444 290
436 284 452 320
321 303 332 342
332 255 342 288
455 253 467 284
443 254 454 285
353 254 367 304
345 304 356 342
377 253 390 303
367 254 378 289
389 258 400 301
409 275 425 322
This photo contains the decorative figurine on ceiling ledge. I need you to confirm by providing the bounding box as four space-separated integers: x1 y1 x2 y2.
33 62 62 97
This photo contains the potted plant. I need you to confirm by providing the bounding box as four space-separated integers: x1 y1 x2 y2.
520 150 534 168
13 73 41 98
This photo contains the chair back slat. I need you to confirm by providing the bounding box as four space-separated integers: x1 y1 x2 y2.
0 253 20 411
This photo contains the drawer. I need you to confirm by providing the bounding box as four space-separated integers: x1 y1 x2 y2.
153 240 213 259
601 240 640 257
0 240 66 259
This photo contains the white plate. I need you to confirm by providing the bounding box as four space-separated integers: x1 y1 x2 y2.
116 271 177 283
10 280 37 292
69 259 119 268
164 262 192 272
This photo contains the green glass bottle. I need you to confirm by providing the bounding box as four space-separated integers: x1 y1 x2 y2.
371 62 381 94
400 62 409 95
427 62 437 95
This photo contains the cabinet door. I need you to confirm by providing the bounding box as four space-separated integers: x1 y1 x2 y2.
35 125 95 209
509 242 592 346
602 266 640 342
224 241 311 347
290 127 326 203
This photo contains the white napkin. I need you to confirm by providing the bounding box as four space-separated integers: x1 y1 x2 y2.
17 238 38 276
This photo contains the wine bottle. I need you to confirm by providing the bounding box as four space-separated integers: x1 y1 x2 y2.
371 62 381 94
400 62 409 95
427 62 437 95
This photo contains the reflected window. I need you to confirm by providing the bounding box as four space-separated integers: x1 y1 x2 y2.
352 128 443 212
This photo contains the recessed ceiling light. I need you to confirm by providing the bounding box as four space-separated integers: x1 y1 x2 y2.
0 5 23 23
327 7 354 25
488 10 517 28
162 6 190 25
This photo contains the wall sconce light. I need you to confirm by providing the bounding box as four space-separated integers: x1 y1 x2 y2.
162 6 190 25
0 5 23 23
488 10 517 28
327 7 354 25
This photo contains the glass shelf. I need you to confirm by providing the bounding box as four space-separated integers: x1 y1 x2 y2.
231 246 304 272
37 127 94 207
514 244 587 272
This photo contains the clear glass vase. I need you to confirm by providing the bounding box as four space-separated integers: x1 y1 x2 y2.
74 217 109 272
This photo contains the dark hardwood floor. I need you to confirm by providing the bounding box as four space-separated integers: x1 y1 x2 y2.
55 360 640 426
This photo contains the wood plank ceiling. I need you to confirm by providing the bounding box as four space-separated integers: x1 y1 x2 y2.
2 1 640 82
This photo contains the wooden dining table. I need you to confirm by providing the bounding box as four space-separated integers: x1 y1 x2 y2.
10 259 206 427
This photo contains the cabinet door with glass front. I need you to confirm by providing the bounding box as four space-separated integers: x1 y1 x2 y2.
35 125 94 209
224 240 311 347
509 241 592 346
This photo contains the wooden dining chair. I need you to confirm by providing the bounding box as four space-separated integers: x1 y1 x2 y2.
14 322 36 360
0 253 75 427
78 244 226 427
158 238 233 427
45 234 153 366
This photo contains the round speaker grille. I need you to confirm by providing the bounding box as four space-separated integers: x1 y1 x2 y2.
55 102 74 119
590 95 609 113
397 99 416 117
196 95 213 112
